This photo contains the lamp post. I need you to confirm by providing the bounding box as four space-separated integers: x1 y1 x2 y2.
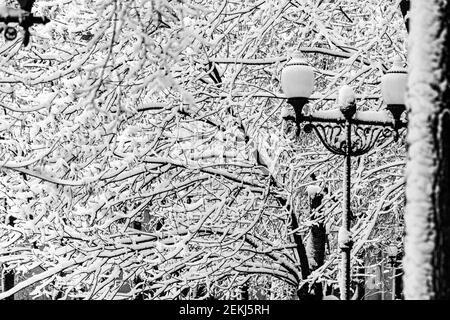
386 244 399 300
280 52 407 300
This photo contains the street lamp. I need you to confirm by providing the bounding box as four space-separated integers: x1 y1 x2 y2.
280 51 407 300
0 2 50 45
386 244 398 264
386 244 399 300
281 51 315 135
381 56 408 136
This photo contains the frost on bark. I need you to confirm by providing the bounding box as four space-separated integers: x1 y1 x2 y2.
404 0 450 299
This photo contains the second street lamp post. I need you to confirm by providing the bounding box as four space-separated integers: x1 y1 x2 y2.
280 52 408 300
386 244 399 300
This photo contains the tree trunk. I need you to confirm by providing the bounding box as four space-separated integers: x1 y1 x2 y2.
3 271 14 300
399 0 410 32
404 0 450 299
306 224 326 271
304 191 326 300
306 223 326 299
290 212 311 300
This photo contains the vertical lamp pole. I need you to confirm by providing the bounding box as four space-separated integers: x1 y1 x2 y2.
280 52 408 300
386 244 399 300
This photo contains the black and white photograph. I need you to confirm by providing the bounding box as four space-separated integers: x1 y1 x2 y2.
0 0 449 309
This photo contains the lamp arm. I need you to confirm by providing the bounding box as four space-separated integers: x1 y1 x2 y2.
0 13 50 25
304 109 407 129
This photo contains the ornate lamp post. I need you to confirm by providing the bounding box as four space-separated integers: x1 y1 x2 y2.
280 52 408 300
386 244 399 300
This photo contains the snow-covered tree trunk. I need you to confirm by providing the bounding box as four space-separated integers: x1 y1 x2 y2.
306 192 326 300
404 0 450 299
306 223 326 299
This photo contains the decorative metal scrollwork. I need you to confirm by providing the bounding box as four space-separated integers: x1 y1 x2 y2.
303 122 396 157
351 125 394 156
304 123 347 156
